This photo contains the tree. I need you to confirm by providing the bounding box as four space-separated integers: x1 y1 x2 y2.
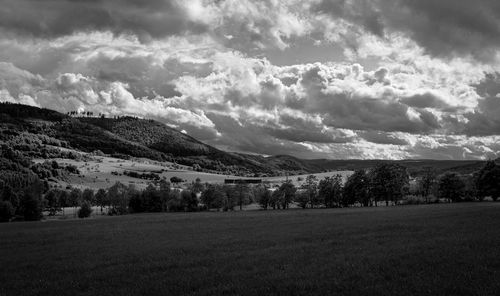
270 189 281 209
170 176 184 185
254 185 272 210
19 181 45 221
201 184 226 210
475 160 500 201
128 190 145 213
0 201 15 222
44 189 61 216
167 189 183 212
159 178 171 210
94 188 107 214
417 167 437 203
302 175 318 208
190 178 204 194
369 164 409 206
68 188 82 217
142 184 166 212
21 191 43 221
58 190 68 216
82 188 95 205
294 190 310 209
438 173 466 202
221 185 237 211
276 181 296 209
343 170 370 206
0 185 19 213
181 189 198 211
234 183 251 211
107 182 129 215
319 175 343 208
78 201 93 218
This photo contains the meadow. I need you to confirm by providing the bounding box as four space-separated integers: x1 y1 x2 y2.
1 203 499 296
34 154 353 191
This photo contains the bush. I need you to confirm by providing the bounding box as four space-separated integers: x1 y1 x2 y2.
170 176 184 184
78 201 92 218
66 164 80 174
0 201 15 222
400 195 425 205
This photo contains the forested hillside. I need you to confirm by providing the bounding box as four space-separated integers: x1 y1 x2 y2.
0 102 491 179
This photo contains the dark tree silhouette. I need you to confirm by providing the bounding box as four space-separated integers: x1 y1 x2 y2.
417 167 437 203
318 175 343 208
302 175 318 208
0 201 15 222
369 164 409 206
438 173 466 203
78 201 92 218
475 160 500 201
343 170 370 206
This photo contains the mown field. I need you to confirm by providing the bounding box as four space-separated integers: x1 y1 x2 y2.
1 203 500 296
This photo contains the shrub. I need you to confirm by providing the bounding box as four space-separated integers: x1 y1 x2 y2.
66 165 80 174
78 201 92 218
401 195 425 205
0 201 15 222
170 176 184 184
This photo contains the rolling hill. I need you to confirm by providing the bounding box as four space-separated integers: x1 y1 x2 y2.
0 102 491 179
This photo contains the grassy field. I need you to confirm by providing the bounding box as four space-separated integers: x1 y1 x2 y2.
35 152 354 191
1 203 500 296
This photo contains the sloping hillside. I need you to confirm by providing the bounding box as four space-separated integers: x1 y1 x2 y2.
0 103 280 176
0 102 490 177
81 117 212 157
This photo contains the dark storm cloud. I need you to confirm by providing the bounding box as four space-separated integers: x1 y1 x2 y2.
315 0 500 59
400 93 450 109
205 113 317 156
464 73 500 135
297 65 440 134
315 0 384 36
264 127 346 144
474 72 500 98
319 97 438 134
359 131 409 146
464 96 500 136
0 0 206 41
263 113 355 144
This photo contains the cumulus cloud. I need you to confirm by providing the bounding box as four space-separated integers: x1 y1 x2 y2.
313 0 500 60
1 1 500 160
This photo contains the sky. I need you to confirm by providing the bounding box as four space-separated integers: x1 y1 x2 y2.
1 0 500 160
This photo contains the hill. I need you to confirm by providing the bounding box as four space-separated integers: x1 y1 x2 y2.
0 103 290 177
0 102 491 182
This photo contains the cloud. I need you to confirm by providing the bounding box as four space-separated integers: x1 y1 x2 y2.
0 63 216 135
313 0 500 60
0 0 207 41
400 92 450 109
1 1 500 160
359 131 409 146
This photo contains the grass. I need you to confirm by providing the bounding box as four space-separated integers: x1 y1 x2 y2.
1 203 500 296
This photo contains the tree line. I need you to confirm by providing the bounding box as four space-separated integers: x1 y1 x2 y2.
1 161 500 222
